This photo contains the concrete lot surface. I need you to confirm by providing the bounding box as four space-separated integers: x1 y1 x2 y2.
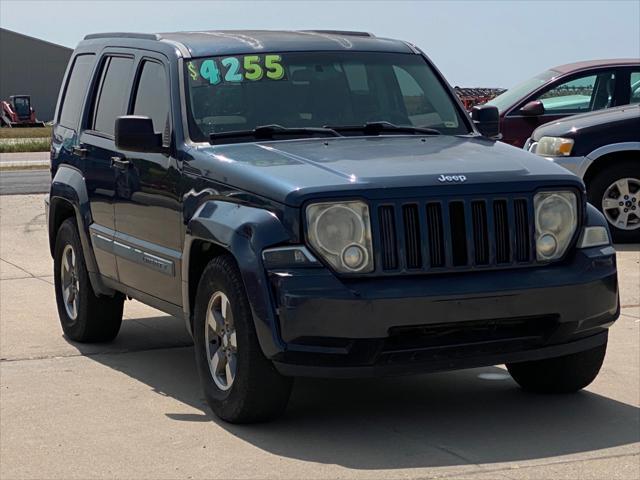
1 194 639 480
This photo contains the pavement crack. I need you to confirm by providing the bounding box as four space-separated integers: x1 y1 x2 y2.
434 451 640 479
0 257 35 277
0 343 193 364
0 258 53 285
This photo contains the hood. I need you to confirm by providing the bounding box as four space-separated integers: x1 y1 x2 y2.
188 135 581 206
532 104 640 140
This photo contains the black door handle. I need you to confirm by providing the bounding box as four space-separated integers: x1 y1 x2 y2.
111 157 130 169
72 147 88 158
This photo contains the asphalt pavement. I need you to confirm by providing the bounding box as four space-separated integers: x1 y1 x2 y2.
0 152 50 195
0 194 638 480
0 169 50 195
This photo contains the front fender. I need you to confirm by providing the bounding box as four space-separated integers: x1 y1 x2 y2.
183 201 293 357
581 142 640 178
585 201 611 229
49 165 113 296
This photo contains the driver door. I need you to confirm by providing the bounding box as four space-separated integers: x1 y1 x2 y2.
503 70 616 147
112 54 183 306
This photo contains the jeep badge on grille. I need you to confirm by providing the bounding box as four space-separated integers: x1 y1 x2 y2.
438 174 467 183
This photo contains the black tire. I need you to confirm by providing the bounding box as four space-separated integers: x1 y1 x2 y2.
193 254 293 423
53 218 124 342
587 160 640 243
507 341 607 394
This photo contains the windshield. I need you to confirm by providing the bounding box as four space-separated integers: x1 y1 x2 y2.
486 69 557 112
184 51 470 142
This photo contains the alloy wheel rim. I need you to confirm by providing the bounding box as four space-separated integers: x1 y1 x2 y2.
205 291 237 391
602 177 640 231
60 244 80 320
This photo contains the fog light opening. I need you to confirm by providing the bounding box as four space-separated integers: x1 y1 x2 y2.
342 244 367 271
537 233 558 259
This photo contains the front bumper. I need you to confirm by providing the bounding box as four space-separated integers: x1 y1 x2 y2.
266 245 618 377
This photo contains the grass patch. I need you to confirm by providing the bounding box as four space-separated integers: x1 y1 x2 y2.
0 126 52 139
0 140 50 153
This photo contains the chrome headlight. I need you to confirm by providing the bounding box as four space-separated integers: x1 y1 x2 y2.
306 201 374 273
534 191 578 261
536 136 574 157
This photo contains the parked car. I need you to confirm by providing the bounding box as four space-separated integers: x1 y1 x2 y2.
486 59 640 147
47 30 619 423
525 104 639 242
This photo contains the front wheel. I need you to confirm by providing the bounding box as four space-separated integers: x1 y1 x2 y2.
588 161 640 243
506 341 607 394
193 254 293 423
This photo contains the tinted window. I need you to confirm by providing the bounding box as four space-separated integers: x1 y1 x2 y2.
536 71 615 113
58 54 95 129
92 56 133 136
13 97 30 117
630 72 640 104
132 61 170 136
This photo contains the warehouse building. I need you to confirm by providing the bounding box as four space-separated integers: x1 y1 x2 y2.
0 28 72 121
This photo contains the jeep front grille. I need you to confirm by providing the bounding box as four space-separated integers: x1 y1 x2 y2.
374 195 537 274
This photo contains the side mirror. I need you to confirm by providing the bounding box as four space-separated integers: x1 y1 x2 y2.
114 116 164 153
520 100 545 116
471 105 500 138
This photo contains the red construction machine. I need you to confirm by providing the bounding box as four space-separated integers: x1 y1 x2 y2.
0 95 45 127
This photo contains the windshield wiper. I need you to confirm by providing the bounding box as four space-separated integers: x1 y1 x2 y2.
324 121 441 136
209 124 342 144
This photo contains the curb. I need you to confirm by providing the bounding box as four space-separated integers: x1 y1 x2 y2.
0 137 50 145
0 161 50 171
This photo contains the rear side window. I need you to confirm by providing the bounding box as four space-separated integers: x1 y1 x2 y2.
58 54 95 129
92 56 134 136
630 71 640 104
132 61 170 136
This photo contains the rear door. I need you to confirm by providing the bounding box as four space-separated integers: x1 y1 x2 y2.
80 53 135 280
111 53 183 305
52 52 124 279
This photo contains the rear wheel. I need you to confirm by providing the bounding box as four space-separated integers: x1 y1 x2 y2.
53 218 124 342
588 161 640 243
193 254 292 423
506 341 607 393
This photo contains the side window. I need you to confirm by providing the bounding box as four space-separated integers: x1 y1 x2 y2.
132 61 170 138
630 72 640 104
536 71 615 114
58 54 95 129
91 56 133 136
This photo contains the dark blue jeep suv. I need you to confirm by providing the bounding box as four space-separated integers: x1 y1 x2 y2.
47 30 619 423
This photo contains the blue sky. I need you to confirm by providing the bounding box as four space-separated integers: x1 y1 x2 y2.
1 0 638 87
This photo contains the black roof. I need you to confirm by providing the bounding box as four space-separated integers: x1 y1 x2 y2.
82 30 416 57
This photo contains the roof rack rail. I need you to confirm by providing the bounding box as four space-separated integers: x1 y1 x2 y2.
83 32 160 41
301 30 375 38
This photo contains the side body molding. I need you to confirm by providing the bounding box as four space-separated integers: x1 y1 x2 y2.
183 201 292 357
49 165 113 296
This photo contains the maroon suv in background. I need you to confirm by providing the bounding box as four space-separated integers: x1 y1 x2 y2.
486 59 640 147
